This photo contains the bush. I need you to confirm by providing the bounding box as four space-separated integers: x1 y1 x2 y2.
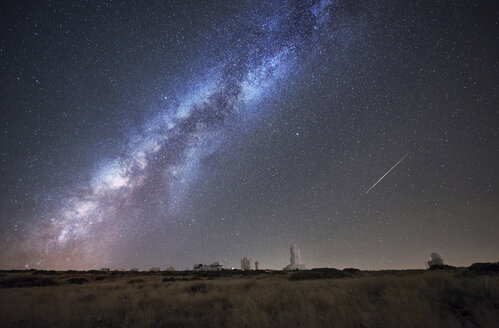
188 282 208 293
289 268 350 280
162 277 176 282
162 270 190 277
0 277 58 288
68 277 88 284
196 271 221 278
343 268 361 274
128 279 145 284
428 264 457 271
31 270 59 275
461 262 499 276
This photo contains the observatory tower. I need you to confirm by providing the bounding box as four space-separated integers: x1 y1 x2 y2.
241 257 251 270
283 244 307 270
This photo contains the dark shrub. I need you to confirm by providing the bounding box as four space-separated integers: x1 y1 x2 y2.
163 270 190 277
271 270 288 275
68 277 88 284
428 264 457 271
162 277 176 282
0 277 58 288
461 262 499 276
372 269 426 276
197 271 222 278
289 268 350 281
343 268 361 274
189 282 208 293
129 279 145 284
31 270 59 275
95 276 106 281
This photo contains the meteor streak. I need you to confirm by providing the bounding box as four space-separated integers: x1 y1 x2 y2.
365 153 409 194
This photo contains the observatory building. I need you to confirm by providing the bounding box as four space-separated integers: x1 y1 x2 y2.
425 252 444 268
241 257 251 270
193 261 223 271
283 244 307 270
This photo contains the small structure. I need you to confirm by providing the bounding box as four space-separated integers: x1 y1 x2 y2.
130 268 139 272
426 253 444 268
100 268 110 272
255 261 259 270
149 267 161 272
193 262 223 271
166 266 175 271
283 244 307 270
241 257 251 270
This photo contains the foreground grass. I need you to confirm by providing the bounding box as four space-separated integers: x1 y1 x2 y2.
0 267 498 328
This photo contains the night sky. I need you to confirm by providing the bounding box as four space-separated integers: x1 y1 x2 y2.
1 0 497 271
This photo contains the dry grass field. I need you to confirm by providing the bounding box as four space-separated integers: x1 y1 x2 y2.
0 264 498 328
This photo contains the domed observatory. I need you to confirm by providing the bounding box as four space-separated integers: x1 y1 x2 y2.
425 252 444 268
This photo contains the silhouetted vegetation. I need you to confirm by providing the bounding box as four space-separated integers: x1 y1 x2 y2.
162 270 190 277
460 262 499 276
289 268 350 280
188 282 208 294
366 269 427 276
0 276 58 288
162 277 176 282
68 277 88 284
0 264 498 327
31 270 59 275
428 264 457 271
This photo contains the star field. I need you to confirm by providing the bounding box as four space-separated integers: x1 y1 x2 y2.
0 0 497 270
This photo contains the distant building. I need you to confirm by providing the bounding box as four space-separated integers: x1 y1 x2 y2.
283 244 307 270
100 268 110 272
241 257 251 270
193 262 223 271
130 268 139 272
149 267 161 272
426 253 444 268
255 261 259 270
167 266 175 271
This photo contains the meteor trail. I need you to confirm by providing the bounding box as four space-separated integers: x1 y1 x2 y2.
365 153 409 194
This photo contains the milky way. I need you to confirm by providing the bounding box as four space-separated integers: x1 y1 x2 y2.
6 0 348 269
1 0 497 270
